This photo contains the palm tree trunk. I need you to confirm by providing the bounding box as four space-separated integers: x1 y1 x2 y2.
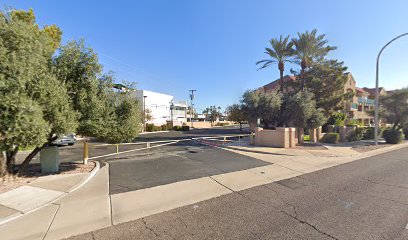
278 61 284 92
279 70 284 92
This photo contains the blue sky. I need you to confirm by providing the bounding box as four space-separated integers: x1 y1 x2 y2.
3 0 408 112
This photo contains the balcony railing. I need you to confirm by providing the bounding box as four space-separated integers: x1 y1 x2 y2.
358 97 375 105
351 103 358 109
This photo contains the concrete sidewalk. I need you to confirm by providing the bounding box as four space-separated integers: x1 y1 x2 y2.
1 142 407 240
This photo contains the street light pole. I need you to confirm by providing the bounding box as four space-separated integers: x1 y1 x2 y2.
143 95 147 132
374 32 408 145
189 89 196 128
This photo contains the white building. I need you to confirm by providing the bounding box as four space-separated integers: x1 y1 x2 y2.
134 90 188 126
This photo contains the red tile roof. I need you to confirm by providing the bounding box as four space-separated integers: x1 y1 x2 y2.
262 75 297 91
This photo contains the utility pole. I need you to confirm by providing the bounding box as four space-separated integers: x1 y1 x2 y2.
143 95 147 132
374 32 408 145
189 89 196 128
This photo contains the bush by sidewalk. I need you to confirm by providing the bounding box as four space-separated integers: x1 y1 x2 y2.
346 128 364 142
382 129 403 144
403 128 408 140
320 133 339 144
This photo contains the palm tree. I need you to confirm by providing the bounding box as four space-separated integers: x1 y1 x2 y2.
292 29 337 90
256 35 294 92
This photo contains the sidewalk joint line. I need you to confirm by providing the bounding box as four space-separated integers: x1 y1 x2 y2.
42 203 61 240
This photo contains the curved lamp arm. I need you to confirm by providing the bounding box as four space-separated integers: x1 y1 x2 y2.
374 33 408 145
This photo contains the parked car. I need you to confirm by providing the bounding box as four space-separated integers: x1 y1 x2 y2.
52 133 77 146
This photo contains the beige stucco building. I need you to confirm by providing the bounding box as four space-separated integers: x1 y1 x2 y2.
257 73 388 126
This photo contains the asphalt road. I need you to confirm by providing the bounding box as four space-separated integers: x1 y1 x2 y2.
16 125 250 165
108 141 269 194
70 147 408 240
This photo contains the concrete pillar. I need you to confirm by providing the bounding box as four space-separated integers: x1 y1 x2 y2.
288 128 296 148
40 146 60 173
310 128 317 142
316 127 322 141
339 126 347 142
297 128 304 144
277 127 289 148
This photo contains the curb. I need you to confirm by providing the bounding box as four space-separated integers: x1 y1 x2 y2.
0 161 100 226
222 141 408 160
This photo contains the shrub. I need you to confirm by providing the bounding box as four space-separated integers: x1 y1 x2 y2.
173 125 182 131
166 122 173 130
146 123 154 132
216 122 229 126
382 129 403 144
320 133 339 144
346 127 365 142
362 127 385 140
160 124 168 131
346 119 360 127
153 125 162 131
326 112 347 126
181 125 190 131
404 128 408 140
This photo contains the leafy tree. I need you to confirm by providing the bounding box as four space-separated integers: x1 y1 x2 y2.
0 9 77 174
377 88 408 130
258 91 282 128
144 109 153 122
281 91 326 140
99 91 142 143
303 60 352 114
241 90 282 129
256 35 293 92
292 29 336 90
226 104 246 130
203 106 222 125
53 40 109 136
326 112 347 126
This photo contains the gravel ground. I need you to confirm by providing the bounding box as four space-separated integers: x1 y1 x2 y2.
0 161 96 194
351 140 407 153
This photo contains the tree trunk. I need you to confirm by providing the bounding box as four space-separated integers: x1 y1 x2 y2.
5 148 18 174
300 68 305 91
278 62 284 92
300 59 306 91
0 151 7 177
18 136 58 175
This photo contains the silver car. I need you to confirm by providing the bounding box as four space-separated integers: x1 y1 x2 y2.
52 133 77 146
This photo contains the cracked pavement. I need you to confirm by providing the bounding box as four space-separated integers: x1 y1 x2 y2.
68 147 408 240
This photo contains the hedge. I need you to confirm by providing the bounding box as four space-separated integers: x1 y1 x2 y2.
382 129 403 144
320 133 339 144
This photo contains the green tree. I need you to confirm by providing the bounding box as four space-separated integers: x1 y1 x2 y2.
203 106 222 125
99 91 142 143
241 90 282 129
282 91 326 141
53 40 106 136
0 9 77 174
377 88 408 130
292 29 336 90
303 60 352 114
226 104 246 130
256 35 294 92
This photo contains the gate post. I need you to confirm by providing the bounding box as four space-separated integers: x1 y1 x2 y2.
83 141 89 165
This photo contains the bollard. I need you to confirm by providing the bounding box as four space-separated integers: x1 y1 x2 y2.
147 142 150 156
83 141 89 165
116 144 119 154
223 136 227 142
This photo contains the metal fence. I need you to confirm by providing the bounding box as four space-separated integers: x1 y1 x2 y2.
81 134 251 164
